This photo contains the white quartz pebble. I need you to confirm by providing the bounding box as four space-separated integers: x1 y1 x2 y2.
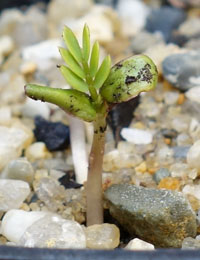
121 128 153 145
0 126 32 171
21 39 61 62
22 97 50 120
187 140 200 171
0 106 12 126
0 35 14 57
0 180 30 211
125 238 155 250
182 184 200 201
185 86 200 104
25 142 52 162
117 0 150 36
1 210 49 243
19 214 86 249
1 157 34 184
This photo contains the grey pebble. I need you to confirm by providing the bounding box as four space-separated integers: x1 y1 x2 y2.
104 184 197 248
153 168 171 184
162 51 200 91
173 146 190 159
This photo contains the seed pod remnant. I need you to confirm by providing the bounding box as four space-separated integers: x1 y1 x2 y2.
100 55 158 103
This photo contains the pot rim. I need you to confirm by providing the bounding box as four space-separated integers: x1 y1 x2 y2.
0 245 200 260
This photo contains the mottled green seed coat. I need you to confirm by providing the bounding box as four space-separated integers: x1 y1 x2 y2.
100 55 158 103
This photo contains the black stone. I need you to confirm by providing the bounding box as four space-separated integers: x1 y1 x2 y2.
58 171 82 189
34 116 70 152
107 96 140 144
145 7 186 43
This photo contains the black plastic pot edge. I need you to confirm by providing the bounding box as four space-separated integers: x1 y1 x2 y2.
0 245 200 260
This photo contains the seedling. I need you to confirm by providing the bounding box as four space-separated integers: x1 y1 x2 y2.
25 25 158 226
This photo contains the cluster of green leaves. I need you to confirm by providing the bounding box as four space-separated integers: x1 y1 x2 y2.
59 25 111 99
25 24 158 123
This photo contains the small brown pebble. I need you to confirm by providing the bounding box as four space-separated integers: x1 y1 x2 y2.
163 80 175 91
164 138 171 145
158 177 180 191
148 168 157 175
177 93 185 105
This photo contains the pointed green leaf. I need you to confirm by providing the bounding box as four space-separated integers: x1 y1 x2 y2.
93 55 111 90
25 84 97 122
89 41 99 78
63 26 82 63
59 47 85 79
82 24 90 62
59 65 88 93
100 55 158 103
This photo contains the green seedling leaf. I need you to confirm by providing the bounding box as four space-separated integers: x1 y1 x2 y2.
93 55 111 90
63 26 82 64
100 55 158 103
59 65 88 93
82 24 90 62
25 84 97 122
89 41 99 78
59 47 85 79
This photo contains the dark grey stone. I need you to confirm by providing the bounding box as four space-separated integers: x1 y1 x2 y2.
162 51 200 91
34 116 70 151
107 96 140 142
145 7 186 42
153 168 171 184
104 184 197 248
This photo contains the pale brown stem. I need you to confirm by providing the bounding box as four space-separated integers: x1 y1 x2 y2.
86 114 107 226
